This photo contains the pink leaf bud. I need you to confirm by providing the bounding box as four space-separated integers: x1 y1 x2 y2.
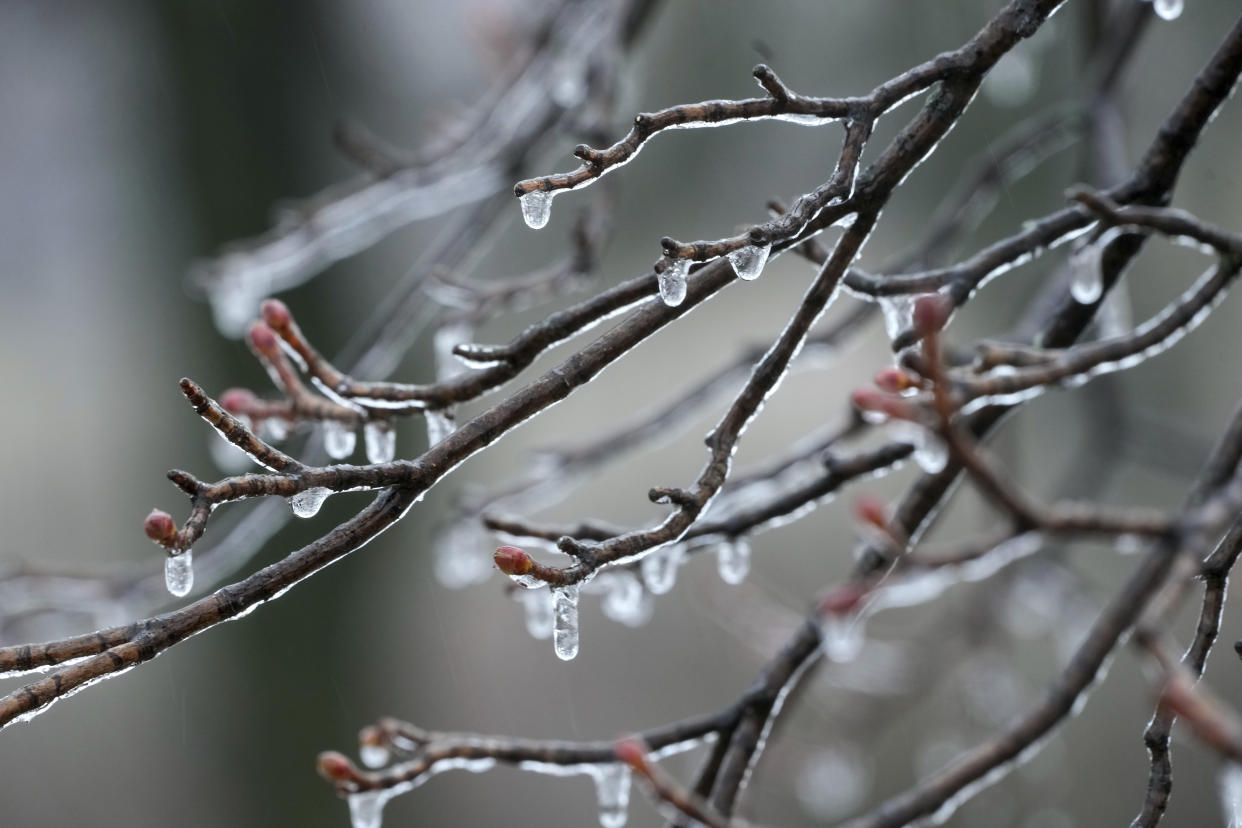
260 298 291 330
817 582 868 617
853 495 888 531
316 751 356 783
494 545 534 577
874 367 918 394
143 509 177 545
247 321 279 356
219 388 257 415
614 737 650 773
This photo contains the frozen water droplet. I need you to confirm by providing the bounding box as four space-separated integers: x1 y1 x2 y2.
289 487 332 518
727 244 770 281
796 746 870 820
1115 533 1143 556
553 584 580 660
323 420 357 460
348 791 391 828
716 537 751 585
425 410 456 446
1069 242 1104 305
520 190 554 230
594 764 632 828
1153 0 1183 21
165 550 194 598
600 572 652 627
914 432 947 474
523 588 556 640
261 418 290 442
658 259 690 307
434 522 492 589
819 613 865 662
434 324 472 382
360 744 390 769
641 547 682 595
364 422 396 464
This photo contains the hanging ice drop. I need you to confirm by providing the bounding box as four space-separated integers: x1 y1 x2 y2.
913 432 948 474
323 420 357 460
164 550 194 598
1068 242 1104 305
600 571 652 628
641 547 682 595
727 244 770 281
819 613 865 662
716 537 751 585
359 743 390 769
593 763 632 828
519 190 554 230
364 422 396 464
658 258 690 307
1153 0 1183 21
289 487 332 518
523 588 556 640
552 584 580 660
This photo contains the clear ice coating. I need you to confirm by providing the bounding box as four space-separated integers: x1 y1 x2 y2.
289 487 332 518
520 190 554 230
600 571 653 628
819 613 865 662
348 791 391 828
727 244 771 281
593 763 632 828
1152 0 1183 21
164 550 194 598
425 410 456 446
364 422 396 464
641 546 682 595
658 258 690 307
716 537 752 585
552 584 580 660
523 588 556 640
360 743 390 769
877 294 918 341
323 419 357 460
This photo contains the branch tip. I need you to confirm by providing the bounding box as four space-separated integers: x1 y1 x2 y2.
494 545 534 577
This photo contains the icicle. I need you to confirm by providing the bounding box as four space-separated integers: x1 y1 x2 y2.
289 487 332 518
658 258 690 307
323 420 357 460
1115 533 1143 556
348 791 391 828
434 324 472 382
164 550 194 598
553 584 580 660
819 613 865 662
641 547 682 595
1153 0 1183 21
716 537 752 585
1068 245 1104 304
1219 762 1242 827
364 422 396 464
425 409 456 446
360 744 390 769
522 588 556 640
593 763 632 828
600 572 653 627
727 244 770 281
520 190 554 230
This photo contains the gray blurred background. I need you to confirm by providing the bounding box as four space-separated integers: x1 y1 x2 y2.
1 1 1241 826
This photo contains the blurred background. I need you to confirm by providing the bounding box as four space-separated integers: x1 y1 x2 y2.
1 1 1241 825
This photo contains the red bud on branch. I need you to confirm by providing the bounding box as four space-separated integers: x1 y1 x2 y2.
494 545 534 576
